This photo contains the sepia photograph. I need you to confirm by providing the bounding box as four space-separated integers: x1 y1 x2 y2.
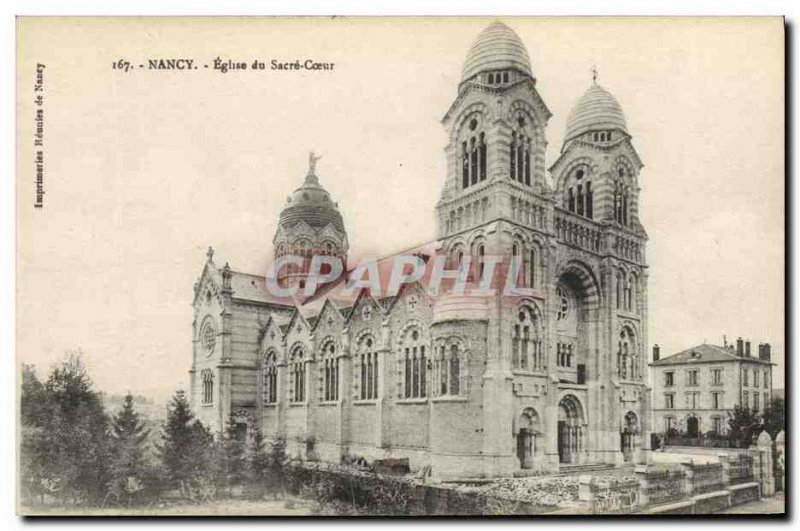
14 15 785 517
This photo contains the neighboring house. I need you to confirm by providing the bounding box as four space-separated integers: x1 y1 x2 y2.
649 339 774 437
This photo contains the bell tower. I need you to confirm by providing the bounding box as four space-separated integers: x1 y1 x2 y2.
437 21 552 267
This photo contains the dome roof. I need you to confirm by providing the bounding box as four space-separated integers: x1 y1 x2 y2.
279 172 345 233
564 84 628 143
461 21 532 83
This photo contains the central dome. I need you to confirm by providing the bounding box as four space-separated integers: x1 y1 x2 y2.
461 21 532 84
279 173 345 232
564 84 628 143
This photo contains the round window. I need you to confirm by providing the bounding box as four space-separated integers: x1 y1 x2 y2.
201 319 217 354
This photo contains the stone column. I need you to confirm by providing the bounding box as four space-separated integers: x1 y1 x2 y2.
680 460 695 498
635 465 650 507
718 454 730 489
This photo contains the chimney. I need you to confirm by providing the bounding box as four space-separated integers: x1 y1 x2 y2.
758 343 765 360
745 340 751 357
736 337 744 357
763 343 771 361
653 344 660 362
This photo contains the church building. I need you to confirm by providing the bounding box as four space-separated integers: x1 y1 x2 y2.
189 21 652 479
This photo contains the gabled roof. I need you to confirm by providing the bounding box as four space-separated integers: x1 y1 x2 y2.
651 343 773 366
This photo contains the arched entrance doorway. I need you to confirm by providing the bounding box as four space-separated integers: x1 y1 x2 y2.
686 415 699 438
516 407 540 469
558 395 585 464
620 411 638 463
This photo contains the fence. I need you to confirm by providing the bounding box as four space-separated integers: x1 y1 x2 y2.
579 449 769 515
691 463 724 495
665 435 737 448
644 468 686 506
728 453 754 486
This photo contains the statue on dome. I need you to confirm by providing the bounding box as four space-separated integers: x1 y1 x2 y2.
308 151 322 175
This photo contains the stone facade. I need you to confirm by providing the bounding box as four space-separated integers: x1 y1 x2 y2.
650 341 775 436
189 21 652 480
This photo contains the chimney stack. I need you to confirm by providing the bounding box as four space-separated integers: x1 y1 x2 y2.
736 337 744 357
653 344 660 362
763 343 771 361
745 340 751 357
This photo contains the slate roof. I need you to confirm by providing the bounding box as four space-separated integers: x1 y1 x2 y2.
651 343 773 366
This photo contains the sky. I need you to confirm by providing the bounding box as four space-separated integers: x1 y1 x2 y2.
16 17 784 402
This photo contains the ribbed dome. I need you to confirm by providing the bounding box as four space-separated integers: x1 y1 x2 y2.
279 173 345 232
461 21 532 83
564 84 628 143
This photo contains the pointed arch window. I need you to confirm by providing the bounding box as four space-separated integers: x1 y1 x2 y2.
434 343 463 397
262 351 278 404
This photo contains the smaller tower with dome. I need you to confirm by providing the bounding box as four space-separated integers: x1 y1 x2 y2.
273 152 349 289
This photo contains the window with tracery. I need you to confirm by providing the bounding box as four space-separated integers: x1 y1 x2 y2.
617 328 638 379
556 286 570 321
289 345 306 402
359 337 379 400
513 307 543 370
402 329 427 399
565 166 593 219
461 117 487 189
262 351 278 404
321 342 339 402
201 318 216 354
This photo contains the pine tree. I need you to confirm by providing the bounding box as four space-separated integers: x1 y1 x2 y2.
217 414 247 494
107 393 150 505
248 428 270 496
159 391 216 497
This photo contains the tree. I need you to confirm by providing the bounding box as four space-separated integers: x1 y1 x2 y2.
159 389 215 498
19 354 112 506
248 427 270 496
727 405 761 448
217 414 247 494
106 393 151 506
762 397 785 439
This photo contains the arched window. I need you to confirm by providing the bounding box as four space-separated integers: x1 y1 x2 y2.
513 306 543 371
509 116 532 186
565 166 592 219
262 351 278 404
201 369 214 405
434 342 463 397
321 342 339 402
528 247 537 288
359 337 378 400
617 328 637 379
461 116 487 189
289 345 306 402
472 242 485 281
626 274 636 312
614 166 631 226
402 329 427 399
